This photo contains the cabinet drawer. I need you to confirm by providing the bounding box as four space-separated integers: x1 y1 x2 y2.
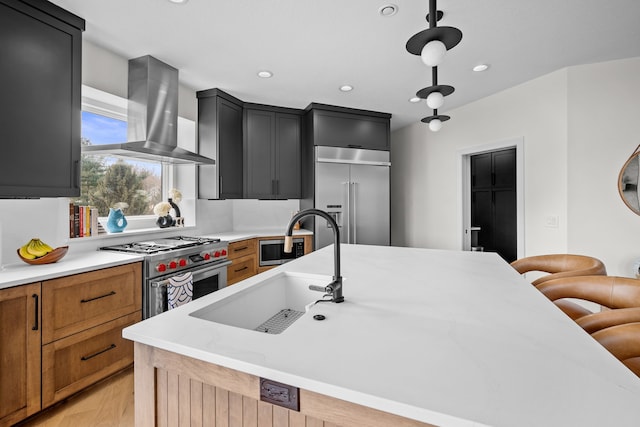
228 239 257 260
227 254 257 285
42 311 140 408
42 263 142 343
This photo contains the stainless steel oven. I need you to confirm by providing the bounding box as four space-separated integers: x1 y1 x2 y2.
148 259 230 318
259 238 305 267
101 236 230 319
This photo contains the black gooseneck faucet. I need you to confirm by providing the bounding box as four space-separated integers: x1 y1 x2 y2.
284 209 344 303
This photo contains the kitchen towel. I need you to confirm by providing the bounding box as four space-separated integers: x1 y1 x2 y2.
167 272 194 310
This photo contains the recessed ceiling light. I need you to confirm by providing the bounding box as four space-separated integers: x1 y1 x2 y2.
168 0 188 4
257 70 273 78
473 64 489 72
379 4 398 17
339 85 353 92
409 97 421 103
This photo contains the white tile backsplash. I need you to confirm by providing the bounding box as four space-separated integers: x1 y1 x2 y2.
231 200 300 231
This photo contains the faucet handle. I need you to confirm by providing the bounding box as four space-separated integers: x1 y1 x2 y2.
309 284 329 293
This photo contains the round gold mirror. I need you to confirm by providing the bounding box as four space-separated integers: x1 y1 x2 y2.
619 147 640 215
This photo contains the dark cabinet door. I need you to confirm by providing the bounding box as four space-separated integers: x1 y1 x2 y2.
0 0 83 198
244 108 301 199
244 109 274 199
197 90 243 199
308 105 391 151
275 113 301 198
471 148 517 262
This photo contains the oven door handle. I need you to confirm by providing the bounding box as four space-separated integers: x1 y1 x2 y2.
150 260 232 288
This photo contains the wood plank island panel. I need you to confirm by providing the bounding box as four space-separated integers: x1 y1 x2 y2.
135 343 436 427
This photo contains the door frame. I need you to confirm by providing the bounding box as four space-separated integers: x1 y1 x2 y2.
457 137 525 258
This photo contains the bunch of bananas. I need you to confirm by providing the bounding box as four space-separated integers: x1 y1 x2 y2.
19 238 55 260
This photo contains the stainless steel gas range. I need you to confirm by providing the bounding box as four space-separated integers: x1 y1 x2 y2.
101 236 230 319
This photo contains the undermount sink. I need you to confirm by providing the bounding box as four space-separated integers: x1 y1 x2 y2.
189 271 333 334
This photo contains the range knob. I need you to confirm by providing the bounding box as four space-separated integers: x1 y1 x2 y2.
156 263 167 272
178 258 187 267
221 249 227 256
203 252 211 260
214 251 221 258
169 260 178 269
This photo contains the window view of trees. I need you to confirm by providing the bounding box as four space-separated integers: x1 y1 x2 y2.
80 111 162 216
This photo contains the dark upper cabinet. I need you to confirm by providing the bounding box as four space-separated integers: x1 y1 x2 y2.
305 103 391 151
197 89 244 199
0 0 84 198
244 106 301 199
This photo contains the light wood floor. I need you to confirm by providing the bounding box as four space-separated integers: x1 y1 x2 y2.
16 367 134 427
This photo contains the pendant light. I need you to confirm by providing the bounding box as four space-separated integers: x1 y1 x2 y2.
406 0 462 131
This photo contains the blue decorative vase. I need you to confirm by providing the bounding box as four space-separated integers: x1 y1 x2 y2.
106 208 127 233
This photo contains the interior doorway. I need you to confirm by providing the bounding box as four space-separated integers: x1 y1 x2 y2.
458 138 524 262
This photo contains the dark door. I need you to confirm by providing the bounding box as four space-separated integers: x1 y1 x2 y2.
471 148 517 262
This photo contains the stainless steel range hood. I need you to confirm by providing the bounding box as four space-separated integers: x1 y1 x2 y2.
82 55 214 165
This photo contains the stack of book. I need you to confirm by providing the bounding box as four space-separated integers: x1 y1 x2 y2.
69 203 102 238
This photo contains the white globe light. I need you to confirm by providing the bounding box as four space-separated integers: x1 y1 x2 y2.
426 91 444 109
421 40 446 67
428 118 442 132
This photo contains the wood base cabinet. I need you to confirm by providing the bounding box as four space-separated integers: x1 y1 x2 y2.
41 263 142 408
0 262 143 426
42 311 140 407
134 343 434 427
0 283 41 427
227 239 258 285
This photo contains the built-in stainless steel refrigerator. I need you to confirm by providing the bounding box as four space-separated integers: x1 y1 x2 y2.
312 146 390 250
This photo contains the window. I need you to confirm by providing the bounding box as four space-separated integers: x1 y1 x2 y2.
80 87 163 217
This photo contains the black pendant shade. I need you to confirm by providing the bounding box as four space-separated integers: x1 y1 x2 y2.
405 26 463 56
417 84 454 99
417 68 454 98
421 113 450 124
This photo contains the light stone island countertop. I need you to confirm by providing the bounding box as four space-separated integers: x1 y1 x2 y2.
0 251 144 290
122 244 640 427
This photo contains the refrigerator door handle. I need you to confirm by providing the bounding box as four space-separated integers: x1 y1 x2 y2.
343 181 351 244
352 182 357 244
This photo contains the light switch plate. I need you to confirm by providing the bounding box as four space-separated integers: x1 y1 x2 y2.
544 215 559 228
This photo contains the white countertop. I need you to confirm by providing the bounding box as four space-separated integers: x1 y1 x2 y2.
0 251 143 290
123 245 640 427
0 229 311 290
208 228 312 243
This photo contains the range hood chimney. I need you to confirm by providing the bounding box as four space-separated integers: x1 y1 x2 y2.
82 55 214 165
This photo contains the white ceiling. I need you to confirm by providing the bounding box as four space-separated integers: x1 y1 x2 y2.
50 0 640 131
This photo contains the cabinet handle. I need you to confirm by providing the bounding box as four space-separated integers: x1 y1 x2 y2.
74 160 80 189
234 246 249 252
81 290 116 303
81 344 117 361
219 176 223 197
234 266 249 273
32 294 39 331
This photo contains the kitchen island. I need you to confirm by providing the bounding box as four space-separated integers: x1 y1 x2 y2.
123 245 640 427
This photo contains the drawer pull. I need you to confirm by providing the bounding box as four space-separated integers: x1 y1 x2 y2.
81 343 116 361
234 266 249 273
234 246 249 252
32 294 39 331
81 291 116 303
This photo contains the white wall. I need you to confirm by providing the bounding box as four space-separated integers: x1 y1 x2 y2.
391 57 640 277
566 57 640 276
